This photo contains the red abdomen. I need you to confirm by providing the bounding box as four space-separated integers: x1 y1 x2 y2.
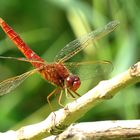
0 18 44 68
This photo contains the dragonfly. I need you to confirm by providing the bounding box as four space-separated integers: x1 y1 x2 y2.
0 18 119 109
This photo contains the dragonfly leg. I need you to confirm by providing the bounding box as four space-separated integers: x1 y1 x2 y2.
67 89 76 98
72 90 81 97
64 87 76 99
67 89 81 98
47 88 60 112
65 87 71 98
58 90 65 108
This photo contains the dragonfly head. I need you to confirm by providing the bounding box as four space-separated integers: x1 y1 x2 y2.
66 75 81 91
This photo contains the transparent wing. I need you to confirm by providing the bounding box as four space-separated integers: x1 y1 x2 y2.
55 21 120 62
0 56 46 64
65 61 113 84
0 69 38 96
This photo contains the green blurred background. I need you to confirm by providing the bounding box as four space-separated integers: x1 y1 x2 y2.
0 0 140 132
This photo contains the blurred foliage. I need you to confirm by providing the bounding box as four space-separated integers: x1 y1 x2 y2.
0 0 140 132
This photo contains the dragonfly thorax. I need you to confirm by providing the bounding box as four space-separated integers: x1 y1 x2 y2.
39 63 70 87
65 75 81 91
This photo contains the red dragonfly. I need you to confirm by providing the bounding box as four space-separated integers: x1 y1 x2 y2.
0 18 119 108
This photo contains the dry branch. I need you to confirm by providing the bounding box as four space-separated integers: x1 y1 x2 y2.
0 62 140 140
44 120 140 140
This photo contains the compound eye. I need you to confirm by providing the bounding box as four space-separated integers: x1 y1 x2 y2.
66 75 81 91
